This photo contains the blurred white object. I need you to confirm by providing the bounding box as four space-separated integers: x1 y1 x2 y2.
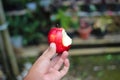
17 62 32 80
78 11 89 17
11 36 23 48
16 75 22 80
22 62 32 78
93 66 103 71
26 2 37 11
39 0 52 7
24 62 32 70
50 14 57 21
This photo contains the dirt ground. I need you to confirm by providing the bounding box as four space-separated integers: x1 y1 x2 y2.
62 54 120 80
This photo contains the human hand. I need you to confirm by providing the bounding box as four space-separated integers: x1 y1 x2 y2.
24 43 70 80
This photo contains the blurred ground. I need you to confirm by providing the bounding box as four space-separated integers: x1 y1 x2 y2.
62 54 120 80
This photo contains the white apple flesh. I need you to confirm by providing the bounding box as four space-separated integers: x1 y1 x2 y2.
62 29 72 46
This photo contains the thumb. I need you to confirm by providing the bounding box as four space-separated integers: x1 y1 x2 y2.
42 43 56 59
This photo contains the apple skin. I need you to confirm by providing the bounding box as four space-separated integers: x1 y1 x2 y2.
48 27 71 54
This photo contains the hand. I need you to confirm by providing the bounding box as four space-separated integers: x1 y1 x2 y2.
24 43 70 80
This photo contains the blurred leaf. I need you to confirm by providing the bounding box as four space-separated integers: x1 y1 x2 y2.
106 54 112 61
23 39 28 45
97 71 104 77
82 71 88 78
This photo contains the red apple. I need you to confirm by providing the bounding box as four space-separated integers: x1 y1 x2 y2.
48 27 72 54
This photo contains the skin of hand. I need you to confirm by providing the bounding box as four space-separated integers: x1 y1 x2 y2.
24 43 70 80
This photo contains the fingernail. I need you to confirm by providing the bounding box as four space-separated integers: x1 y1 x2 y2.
50 43 56 48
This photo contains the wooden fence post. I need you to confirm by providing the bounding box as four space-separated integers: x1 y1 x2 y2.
0 0 19 77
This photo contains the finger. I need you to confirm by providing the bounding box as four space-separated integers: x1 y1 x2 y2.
53 58 64 70
53 51 68 70
42 43 56 59
50 55 60 67
61 51 69 60
50 51 68 67
60 59 70 77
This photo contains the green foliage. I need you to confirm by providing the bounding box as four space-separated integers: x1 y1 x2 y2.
57 9 71 29
97 71 104 77
7 12 45 45
7 16 22 36
106 54 112 61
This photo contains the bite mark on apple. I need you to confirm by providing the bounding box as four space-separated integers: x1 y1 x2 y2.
62 29 72 47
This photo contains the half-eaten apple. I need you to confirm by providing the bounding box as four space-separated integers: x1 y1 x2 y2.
48 27 72 54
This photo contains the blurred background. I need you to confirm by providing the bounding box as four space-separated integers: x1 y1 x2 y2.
0 0 120 80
